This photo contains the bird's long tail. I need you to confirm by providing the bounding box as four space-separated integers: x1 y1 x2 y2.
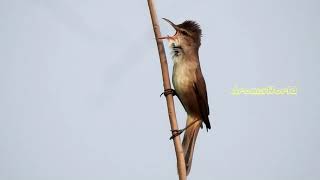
182 115 201 175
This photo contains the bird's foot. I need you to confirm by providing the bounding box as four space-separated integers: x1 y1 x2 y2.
169 119 202 140
160 89 176 97
169 129 185 140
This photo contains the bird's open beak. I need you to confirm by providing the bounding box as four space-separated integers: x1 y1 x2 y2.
158 18 178 40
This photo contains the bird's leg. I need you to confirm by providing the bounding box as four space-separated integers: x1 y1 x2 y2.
160 89 176 97
169 119 201 140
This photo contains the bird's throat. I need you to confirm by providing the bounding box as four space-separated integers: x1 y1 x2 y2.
171 44 183 57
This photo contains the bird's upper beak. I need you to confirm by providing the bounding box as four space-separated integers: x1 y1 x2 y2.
158 18 178 40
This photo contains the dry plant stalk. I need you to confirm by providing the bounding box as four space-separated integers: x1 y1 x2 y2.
147 0 187 179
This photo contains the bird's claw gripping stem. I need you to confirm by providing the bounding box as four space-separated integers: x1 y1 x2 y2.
170 129 185 140
169 119 201 140
160 89 176 97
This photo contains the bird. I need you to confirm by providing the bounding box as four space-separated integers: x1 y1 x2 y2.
159 18 211 175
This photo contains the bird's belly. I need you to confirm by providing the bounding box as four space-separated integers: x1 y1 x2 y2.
173 68 199 115
172 64 192 94
173 73 192 93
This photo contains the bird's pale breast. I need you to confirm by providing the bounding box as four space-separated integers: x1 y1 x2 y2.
172 57 200 116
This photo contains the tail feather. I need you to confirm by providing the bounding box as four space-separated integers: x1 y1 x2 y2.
182 116 201 175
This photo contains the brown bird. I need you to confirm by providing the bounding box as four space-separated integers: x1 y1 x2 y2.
159 18 211 175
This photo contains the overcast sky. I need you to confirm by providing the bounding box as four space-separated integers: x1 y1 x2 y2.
1 0 319 180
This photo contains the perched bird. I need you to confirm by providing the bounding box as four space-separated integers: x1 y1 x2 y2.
159 18 211 175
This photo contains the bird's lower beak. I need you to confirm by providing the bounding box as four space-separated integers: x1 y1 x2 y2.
158 35 172 40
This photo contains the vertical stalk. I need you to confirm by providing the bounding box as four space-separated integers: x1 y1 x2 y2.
147 0 187 180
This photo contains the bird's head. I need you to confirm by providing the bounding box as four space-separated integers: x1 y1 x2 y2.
159 18 202 50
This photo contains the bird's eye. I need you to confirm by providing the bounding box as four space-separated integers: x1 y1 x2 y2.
181 30 188 36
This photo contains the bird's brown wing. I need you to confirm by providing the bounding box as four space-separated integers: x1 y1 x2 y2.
193 66 211 130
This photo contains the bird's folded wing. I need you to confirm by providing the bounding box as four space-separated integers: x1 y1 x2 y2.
193 66 211 129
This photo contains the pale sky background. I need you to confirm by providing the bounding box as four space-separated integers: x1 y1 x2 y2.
1 0 320 180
